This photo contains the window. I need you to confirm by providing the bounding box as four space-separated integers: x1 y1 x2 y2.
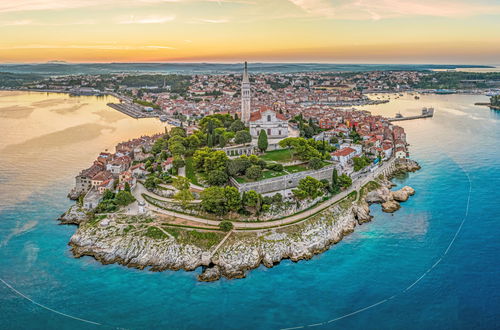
278 130 281 135
267 115 271 122
267 129 271 135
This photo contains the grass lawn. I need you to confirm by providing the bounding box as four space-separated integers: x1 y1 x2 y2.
184 157 200 185
284 164 308 173
259 149 294 163
234 169 288 183
262 170 287 179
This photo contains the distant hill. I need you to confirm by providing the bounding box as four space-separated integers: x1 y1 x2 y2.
0 63 494 76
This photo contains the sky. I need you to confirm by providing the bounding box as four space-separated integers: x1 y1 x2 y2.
0 0 499 64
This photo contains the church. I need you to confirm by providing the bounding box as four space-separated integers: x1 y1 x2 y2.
240 62 289 149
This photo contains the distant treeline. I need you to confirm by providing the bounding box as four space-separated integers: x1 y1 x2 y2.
0 72 43 87
413 72 500 89
120 74 191 94
491 95 500 106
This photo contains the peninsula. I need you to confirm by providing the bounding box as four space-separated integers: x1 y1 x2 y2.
59 63 421 281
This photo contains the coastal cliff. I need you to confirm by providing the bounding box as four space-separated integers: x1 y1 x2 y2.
66 159 419 281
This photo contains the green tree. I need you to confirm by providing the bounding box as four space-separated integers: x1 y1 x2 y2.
257 129 269 152
201 186 227 215
193 147 212 171
228 157 251 176
245 165 262 180
207 133 214 147
234 130 252 144
243 190 261 210
353 156 371 172
173 176 190 190
187 134 200 149
170 127 186 137
338 174 352 189
151 138 167 155
102 189 115 201
169 142 186 156
174 189 194 208
172 156 185 170
272 193 283 203
224 186 241 211
331 168 339 192
293 176 324 200
124 182 131 192
219 220 234 232
204 150 229 173
308 157 323 170
229 119 246 132
207 169 229 186
115 190 136 206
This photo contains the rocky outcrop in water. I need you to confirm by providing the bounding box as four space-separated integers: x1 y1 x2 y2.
365 183 415 213
59 205 88 225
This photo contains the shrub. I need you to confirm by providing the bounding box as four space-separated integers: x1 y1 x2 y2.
219 221 234 232
309 157 323 170
245 165 262 180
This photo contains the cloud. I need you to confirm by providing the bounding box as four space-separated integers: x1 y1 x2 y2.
0 0 104 13
0 19 33 26
288 0 336 18
0 44 176 50
0 19 96 26
288 0 500 20
118 15 176 24
0 0 254 13
191 18 229 23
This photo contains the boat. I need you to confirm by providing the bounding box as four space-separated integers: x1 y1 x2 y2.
395 112 403 118
435 89 456 94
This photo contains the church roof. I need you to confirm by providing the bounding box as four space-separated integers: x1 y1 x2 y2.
249 106 287 122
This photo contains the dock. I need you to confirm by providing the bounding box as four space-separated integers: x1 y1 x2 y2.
106 102 158 119
388 108 434 122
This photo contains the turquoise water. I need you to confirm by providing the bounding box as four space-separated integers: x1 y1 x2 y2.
1 93 499 329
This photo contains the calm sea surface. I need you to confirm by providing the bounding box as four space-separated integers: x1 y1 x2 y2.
0 91 499 329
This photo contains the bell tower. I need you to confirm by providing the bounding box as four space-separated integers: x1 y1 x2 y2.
241 61 251 124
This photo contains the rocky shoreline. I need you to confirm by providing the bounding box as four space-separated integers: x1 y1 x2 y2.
62 159 420 282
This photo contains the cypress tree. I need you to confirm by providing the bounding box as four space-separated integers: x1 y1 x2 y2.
258 130 268 152
331 168 339 192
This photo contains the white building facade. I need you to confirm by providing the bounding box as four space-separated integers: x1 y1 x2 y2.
249 108 289 140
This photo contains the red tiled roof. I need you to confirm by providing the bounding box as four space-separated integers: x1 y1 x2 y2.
331 147 355 157
249 106 287 122
92 171 112 182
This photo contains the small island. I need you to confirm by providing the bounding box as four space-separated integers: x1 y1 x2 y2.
59 64 421 281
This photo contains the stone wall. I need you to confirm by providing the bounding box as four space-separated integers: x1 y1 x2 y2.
231 165 337 194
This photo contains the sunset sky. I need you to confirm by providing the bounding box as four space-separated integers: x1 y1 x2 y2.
1 0 500 64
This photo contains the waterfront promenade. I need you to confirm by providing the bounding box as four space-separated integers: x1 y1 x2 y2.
132 158 397 231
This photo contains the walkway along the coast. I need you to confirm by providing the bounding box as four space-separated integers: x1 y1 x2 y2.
131 158 397 231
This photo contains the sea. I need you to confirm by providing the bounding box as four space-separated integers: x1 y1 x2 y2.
0 91 499 329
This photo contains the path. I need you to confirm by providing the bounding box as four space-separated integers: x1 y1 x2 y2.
177 166 206 191
138 159 396 230
209 230 234 257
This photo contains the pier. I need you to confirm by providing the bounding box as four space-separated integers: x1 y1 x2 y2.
388 108 434 122
106 102 158 119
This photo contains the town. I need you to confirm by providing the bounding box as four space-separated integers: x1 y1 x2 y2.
67 63 414 232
